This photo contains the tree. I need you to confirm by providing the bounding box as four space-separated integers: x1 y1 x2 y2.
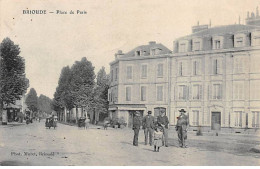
93 67 110 121
38 94 53 115
70 57 95 122
53 66 74 121
25 88 38 113
0 38 29 124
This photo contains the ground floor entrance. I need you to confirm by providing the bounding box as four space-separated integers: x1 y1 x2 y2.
211 112 221 130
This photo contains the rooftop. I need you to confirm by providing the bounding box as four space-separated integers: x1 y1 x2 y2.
178 24 260 40
122 41 172 58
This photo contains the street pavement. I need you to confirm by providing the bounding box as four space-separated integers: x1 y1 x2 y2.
0 120 260 166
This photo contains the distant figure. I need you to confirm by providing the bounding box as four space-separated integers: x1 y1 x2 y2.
153 125 163 152
157 111 169 147
133 111 142 146
85 116 90 129
142 111 155 146
103 118 110 130
176 109 189 148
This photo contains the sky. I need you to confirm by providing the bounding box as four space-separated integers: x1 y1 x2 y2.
0 0 260 99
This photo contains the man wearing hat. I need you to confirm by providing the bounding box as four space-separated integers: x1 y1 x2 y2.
176 109 189 148
157 111 169 147
142 111 155 146
133 111 142 146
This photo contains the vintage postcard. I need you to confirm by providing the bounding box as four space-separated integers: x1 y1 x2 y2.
0 0 260 166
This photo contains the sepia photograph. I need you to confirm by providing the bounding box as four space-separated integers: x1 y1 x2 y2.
0 0 260 166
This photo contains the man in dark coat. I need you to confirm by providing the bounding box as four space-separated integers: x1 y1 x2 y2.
176 109 189 148
157 111 169 147
142 111 155 146
133 111 142 146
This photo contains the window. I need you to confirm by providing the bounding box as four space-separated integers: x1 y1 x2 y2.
233 82 244 100
213 58 221 75
141 64 147 78
192 85 202 100
126 66 132 79
235 37 243 47
252 111 260 128
157 86 163 101
157 63 163 77
214 40 221 49
141 86 146 101
192 110 199 126
136 51 141 56
234 111 242 127
212 84 222 100
250 55 260 73
234 57 244 73
193 42 201 51
126 87 131 101
193 60 200 75
178 85 188 100
250 81 260 100
179 43 186 53
253 37 260 46
115 68 118 81
151 49 155 56
179 62 183 76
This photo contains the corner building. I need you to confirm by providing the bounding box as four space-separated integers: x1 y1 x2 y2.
109 11 260 131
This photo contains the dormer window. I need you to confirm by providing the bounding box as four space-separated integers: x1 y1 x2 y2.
135 50 141 56
150 48 162 56
234 33 246 48
179 43 186 52
178 40 189 53
193 42 201 51
192 38 202 51
151 49 156 56
252 31 260 46
215 40 221 49
212 36 223 50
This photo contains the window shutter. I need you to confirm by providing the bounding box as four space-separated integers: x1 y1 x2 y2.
217 58 222 74
248 111 253 128
183 86 187 100
219 84 223 99
199 85 203 100
186 86 189 100
189 85 192 100
208 85 212 100
230 112 235 127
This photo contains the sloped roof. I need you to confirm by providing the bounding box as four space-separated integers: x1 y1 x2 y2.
178 24 260 40
122 43 172 58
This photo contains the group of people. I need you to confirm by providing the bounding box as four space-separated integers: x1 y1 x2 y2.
132 109 189 152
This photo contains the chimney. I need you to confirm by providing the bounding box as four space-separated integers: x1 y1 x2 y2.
149 41 156 45
115 50 124 59
192 24 208 33
251 12 255 18
247 11 249 18
257 6 259 17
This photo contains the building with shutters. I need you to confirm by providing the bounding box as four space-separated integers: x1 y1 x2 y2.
108 8 260 131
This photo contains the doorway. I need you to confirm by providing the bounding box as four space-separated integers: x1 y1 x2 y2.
211 112 221 130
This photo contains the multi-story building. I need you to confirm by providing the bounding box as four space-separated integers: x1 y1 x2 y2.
108 9 260 131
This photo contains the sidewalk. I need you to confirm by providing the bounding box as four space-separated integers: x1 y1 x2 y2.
0 121 26 127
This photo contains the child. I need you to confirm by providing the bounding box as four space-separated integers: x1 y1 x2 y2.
153 126 163 152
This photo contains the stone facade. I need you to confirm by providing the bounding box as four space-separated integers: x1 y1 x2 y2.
109 12 260 130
